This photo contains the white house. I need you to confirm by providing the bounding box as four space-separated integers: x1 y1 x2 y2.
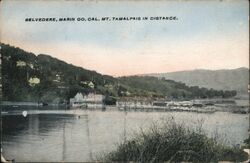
28 77 40 87
16 60 26 67
83 93 104 103
70 93 86 107
70 92 105 108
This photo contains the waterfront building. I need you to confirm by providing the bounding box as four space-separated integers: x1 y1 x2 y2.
70 92 104 108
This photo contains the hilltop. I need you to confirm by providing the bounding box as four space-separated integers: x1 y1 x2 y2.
145 68 249 96
1 43 237 103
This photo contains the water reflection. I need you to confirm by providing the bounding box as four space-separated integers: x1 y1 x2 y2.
85 114 93 161
1 109 249 162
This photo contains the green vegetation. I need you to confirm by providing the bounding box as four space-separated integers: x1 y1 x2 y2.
1 43 237 103
103 118 248 162
148 68 249 95
120 76 237 99
1 43 117 103
242 137 250 149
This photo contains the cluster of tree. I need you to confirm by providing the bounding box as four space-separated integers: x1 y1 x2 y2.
119 76 237 99
1 43 237 103
1 43 117 103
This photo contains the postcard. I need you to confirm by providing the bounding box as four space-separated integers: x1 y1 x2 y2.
0 0 249 162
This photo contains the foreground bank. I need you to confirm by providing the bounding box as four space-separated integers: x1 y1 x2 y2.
103 118 249 162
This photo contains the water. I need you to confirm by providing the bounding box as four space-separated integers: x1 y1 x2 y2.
1 108 249 162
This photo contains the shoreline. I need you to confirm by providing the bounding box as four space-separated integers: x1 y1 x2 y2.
1 98 249 115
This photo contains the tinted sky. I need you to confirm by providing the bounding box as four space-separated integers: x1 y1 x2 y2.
1 0 249 76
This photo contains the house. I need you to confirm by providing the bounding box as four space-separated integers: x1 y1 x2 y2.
116 97 153 109
16 60 26 67
70 92 105 108
69 92 86 108
28 77 40 87
83 93 104 104
80 81 95 88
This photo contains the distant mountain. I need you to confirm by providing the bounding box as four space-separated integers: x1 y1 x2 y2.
1 43 238 103
146 68 249 95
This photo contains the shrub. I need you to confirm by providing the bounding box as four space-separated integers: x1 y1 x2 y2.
104 118 248 162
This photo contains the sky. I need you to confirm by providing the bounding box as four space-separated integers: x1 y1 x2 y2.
0 0 249 76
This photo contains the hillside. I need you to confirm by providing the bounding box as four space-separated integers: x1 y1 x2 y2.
1 43 118 103
146 68 249 95
1 43 237 103
119 76 237 99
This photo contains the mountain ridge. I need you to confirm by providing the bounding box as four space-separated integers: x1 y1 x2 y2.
144 67 249 95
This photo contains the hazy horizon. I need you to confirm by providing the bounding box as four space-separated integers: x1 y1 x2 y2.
1 0 249 76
